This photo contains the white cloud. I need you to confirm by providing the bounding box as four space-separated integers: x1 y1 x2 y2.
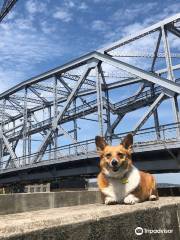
26 0 47 14
53 8 72 22
79 2 88 10
112 2 157 23
64 0 75 8
0 67 25 92
40 20 56 34
5 10 17 20
92 20 108 32
0 16 66 93
144 3 180 25
14 18 34 31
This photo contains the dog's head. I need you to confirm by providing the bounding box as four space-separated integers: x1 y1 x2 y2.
95 134 133 177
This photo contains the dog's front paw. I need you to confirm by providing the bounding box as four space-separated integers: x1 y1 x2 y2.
105 197 118 205
149 194 158 201
124 194 139 205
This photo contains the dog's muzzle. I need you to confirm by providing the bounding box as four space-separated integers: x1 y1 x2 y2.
110 159 119 172
111 159 118 167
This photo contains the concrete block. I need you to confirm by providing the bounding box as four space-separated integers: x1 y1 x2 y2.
0 197 179 240
0 191 102 214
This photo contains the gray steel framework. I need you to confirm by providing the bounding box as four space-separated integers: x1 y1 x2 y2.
0 14 180 174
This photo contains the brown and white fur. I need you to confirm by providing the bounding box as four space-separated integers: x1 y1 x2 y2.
96 134 158 205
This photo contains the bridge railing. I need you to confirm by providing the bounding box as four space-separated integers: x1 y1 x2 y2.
1 122 180 171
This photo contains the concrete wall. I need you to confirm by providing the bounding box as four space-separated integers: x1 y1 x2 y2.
0 191 102 215
0 197 179 240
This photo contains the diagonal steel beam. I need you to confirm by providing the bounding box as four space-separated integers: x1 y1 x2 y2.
94 52 180 94
106 114 125 137
57 126 87 153
57 76 72 92
168 25 180 38
52 64 95 129
5 126 24 169
29 87 49 103
58 77 90 111
0 129 17 167
132 93 164 134
33 64 95 163
105 83 146 137
151 30 162 72
8 98 23 110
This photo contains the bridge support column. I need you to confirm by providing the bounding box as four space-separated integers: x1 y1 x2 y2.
150 32 162 141
154 109 160 140
96 64 104 136
27 115 32 164
23 87 28 165
48 106 52 161
161 25 180 137
150 85 161 140
53 76 58 161
73 99 78 154
98 65 111 141
0 137 3 169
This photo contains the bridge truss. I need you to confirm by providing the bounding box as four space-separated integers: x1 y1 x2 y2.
0 14 180 176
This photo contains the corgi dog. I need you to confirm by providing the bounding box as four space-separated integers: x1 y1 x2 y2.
95 134 158 205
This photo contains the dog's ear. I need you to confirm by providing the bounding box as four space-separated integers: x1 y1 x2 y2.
95 136 108 151
121 134 133 150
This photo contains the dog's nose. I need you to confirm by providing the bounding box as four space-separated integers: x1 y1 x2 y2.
111 159 118 167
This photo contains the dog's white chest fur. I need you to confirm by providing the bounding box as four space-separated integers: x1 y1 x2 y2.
102 166 140 203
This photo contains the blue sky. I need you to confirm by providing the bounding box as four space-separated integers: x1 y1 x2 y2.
0 0 179 92
0 0 180 183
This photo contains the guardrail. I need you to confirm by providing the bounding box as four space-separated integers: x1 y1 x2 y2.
1 122 180 171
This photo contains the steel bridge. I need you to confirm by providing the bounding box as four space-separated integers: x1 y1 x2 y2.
0 14 180 185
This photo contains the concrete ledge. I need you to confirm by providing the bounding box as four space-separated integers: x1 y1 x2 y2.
0 197 179 240
0 191 102 215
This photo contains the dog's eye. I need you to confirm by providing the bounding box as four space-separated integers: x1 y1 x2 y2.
117 152 125 158
105 153 112 159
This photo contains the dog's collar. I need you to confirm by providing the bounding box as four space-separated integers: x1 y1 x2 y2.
104 167 132 183
120 177 129 184
106 175 129 184
120 170 130 184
